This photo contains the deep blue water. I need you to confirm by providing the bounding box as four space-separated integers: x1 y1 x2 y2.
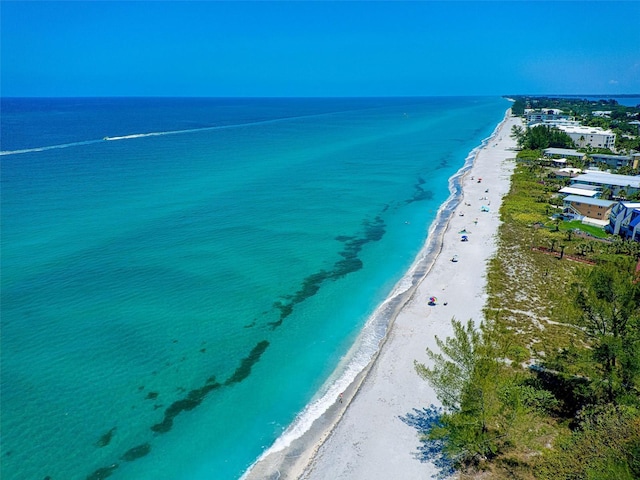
1 96 508 479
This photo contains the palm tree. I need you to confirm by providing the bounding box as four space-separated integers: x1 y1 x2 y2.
579 135 586 148
510 125 526 149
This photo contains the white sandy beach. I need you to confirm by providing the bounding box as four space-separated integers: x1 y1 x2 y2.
246 112 522 480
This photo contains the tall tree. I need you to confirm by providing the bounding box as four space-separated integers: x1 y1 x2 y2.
510 125 526 149
415 319 506 464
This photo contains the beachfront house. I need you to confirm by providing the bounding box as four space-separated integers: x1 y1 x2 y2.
562 195 614 226
544 148 640 171
606 201 640 241
589 153 637 170
558 183 601 198
570 172 640 199
544 148 585 163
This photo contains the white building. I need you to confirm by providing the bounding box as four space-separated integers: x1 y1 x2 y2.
529 118 581 128
524 109 568 125
556 125 616 150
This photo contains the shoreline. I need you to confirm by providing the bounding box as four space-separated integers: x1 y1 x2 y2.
244 109 521 480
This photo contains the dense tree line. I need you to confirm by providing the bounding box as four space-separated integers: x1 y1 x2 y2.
510 124 574 150
507 95 640 118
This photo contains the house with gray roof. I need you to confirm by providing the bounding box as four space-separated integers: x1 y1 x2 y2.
562 195 615 226
570 172 640 198
589 153 636 170
544 148 584 160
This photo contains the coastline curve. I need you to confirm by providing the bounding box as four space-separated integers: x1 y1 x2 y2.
242 108 513 480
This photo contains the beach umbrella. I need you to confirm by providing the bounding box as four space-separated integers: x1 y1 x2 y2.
429 296 437 303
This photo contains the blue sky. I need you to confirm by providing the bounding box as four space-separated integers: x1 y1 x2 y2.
1 1 639 97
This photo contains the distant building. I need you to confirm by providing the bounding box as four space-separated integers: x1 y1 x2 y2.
529 119 581 129
524 109 569 125
606 201 640 241
556 125 616 150
563 195 615 225
570 172 640 198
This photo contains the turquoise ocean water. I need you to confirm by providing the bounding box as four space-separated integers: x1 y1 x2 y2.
1 97 508 480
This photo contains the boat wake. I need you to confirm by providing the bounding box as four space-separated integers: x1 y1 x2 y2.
0 139 104 156
1 108 367 156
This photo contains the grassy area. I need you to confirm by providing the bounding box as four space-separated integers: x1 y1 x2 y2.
456 160 640 479
557 220 609 238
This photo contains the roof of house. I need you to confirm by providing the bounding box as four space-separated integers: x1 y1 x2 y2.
563 195 615 207
544 148 583 157
590 153 632 161
559 187 600 197
571 172 640 189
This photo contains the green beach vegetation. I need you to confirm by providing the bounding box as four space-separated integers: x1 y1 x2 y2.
415 98 640 479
